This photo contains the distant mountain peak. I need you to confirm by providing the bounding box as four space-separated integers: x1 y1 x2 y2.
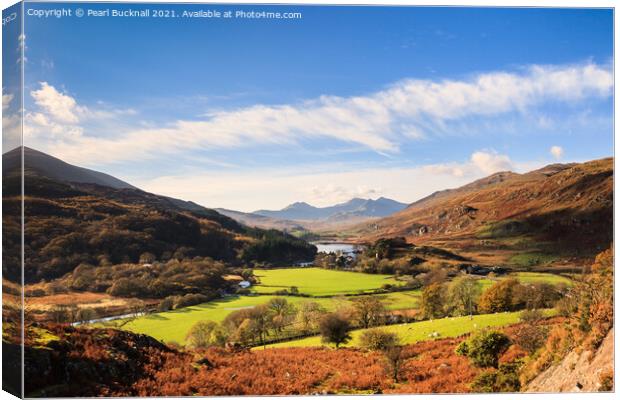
254 196 408 221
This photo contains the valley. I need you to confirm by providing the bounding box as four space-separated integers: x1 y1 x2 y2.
3 147 613 396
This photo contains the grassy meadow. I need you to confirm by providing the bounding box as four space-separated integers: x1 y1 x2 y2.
264 309 556 349
106 289 421 345
251 267 402 295
100 267 568 345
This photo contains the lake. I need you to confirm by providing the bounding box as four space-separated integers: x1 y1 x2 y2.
313 242 365 257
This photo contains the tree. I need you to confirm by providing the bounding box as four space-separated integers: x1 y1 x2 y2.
478 279 520 313
296 301 326 333
352 296 386 329
420 283 446 319
456 330 511 368
186 321 218 349
319 313 352 348
249 304 272 346
359 328 399 351
384 345 405 383
448 275 481 318
232 318 255 347
49 304 70 323
267 297 295 337
513 282 560 310
75 307 98 324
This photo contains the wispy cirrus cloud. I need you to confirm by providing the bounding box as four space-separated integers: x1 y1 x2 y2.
24 61 612 167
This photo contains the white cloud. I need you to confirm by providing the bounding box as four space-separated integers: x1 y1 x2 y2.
307 184 381 205
550 145 564 160
470 150 513 174
2 91 14 111
134 150 532 211
24 82 138 146
30 82 81 124
24 62 612 167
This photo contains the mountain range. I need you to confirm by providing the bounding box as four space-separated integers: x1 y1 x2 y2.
254 197 408 221
3 146 613 275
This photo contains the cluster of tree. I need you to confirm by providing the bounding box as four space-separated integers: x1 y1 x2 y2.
24 197 239 282
420 275 564 320
185 296 391 349
240 228 317 265
61 258 229 300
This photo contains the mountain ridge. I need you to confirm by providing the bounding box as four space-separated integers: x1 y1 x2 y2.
3 147 136 189
356 157 612 266
254 196 408 221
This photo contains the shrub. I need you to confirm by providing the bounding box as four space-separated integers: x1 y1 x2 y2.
598 369 614 392
470 361 522 393
470 370 496 392
456 330 511 368
157 297 174 312
511 324 548 355
174 293 210 309
519 309 544 324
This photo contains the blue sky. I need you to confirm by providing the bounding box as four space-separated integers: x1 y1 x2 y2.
8 3 614 211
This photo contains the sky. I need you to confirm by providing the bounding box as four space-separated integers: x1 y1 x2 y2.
3 3 614 211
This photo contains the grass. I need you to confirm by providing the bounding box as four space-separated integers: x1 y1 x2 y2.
380 290 421 310
512 272 572 286
252 267 401 296
102 268 565 346
475 272 572 290
264 309 556 349
103 290 421 345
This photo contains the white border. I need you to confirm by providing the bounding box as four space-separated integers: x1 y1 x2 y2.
0 1 617 400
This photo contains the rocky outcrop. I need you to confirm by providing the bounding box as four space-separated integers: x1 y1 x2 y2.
526 329 614 392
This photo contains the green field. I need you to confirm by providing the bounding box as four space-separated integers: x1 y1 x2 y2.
102 295 334 344
101 268 565 346
252 267 402 296
103 290 420 345
476 271 571 291
264 309 555 349
512 272 572 286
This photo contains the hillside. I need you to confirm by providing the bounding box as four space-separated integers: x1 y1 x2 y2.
526 329 614 392
357 158 613 267
3 147 136 189
20 324 485 396
2 148 316 283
